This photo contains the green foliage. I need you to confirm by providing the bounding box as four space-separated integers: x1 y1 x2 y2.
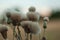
51 9 60 19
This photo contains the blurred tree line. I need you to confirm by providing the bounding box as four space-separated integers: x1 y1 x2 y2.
50 9 60 19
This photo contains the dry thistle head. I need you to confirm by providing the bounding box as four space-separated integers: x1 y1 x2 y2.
29 6 36 12
20 21 41 34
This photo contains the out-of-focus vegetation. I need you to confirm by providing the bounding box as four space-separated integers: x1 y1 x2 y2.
50 9 60 19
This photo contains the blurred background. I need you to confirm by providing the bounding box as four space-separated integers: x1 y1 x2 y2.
0 0 60 40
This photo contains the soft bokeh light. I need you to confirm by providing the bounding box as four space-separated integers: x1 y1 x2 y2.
40 6 52 17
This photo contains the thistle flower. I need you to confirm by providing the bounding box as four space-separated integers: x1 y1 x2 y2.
20 21 41 34
0 24 8 40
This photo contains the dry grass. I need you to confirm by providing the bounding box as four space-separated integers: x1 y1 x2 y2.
0 19 60 40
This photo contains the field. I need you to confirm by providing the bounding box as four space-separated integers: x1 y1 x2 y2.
0 19 60 40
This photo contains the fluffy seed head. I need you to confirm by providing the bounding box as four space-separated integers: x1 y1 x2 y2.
20 21 41 34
